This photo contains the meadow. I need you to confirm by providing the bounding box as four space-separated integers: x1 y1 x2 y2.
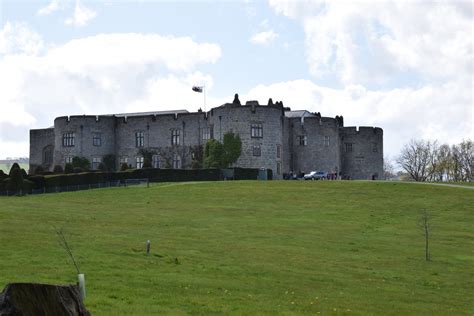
0 181 472 315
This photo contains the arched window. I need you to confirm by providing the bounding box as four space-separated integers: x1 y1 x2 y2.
42 145 53 165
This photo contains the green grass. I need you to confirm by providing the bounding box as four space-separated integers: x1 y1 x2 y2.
0 181 473 315
0 163 28 173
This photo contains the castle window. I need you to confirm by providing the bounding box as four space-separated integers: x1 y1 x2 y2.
43 146 53 165
136 156 144 169
372 142 378 153
202 127 212 141
345 143 353 153
92 133 102 146
62 132 75 147
92 157 101 170
135 131 144 147
276 145 281 159
171 129 180 145
324 136 330 147
276 162 281 175
298 135 307 146
65 156 73 164
253 145 261 157
119 156 128 167
251 123 263 138
173 154 181 169
152 155 160 169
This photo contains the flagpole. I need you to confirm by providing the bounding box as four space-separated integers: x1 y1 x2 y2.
203 85 206 112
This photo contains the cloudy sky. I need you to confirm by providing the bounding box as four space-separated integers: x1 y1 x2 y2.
0 0 472 160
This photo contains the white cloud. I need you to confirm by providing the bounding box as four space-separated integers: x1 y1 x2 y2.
269 0 473 86
0 22 44 56
37 0 61 16
65 0 97 27
264 0 473 157
239 79 473 158
250 30 279 45
0 23 222 157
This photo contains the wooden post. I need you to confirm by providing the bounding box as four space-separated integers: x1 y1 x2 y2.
146 240 151 255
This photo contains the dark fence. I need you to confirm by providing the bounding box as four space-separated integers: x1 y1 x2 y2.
0 167 272 196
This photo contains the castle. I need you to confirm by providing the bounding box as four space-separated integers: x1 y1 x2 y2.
29 94 383 179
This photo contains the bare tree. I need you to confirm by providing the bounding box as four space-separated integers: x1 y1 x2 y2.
458 139 473 181
383 155 396 179
397 139 438 181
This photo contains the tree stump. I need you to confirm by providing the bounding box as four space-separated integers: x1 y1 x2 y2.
0 283 90 316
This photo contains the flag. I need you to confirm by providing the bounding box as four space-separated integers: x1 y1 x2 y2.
192 86 203 93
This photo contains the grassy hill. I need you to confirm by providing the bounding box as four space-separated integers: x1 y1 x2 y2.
0 181 472 315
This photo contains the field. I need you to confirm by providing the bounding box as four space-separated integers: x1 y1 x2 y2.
0 181 473 315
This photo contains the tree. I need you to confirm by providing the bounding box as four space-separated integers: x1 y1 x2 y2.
203 139 225 168
458 139 473 181
9 163 20 176
203 132 242 169
6 166 24 192
222 132 242 167
120 163 129 171
397 140 438 182
64 163 74 174
383 156 396 179
102 154 116 171
72 157 90 170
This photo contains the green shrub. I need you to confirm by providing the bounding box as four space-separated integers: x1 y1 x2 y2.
34 165 44 175
6 167 24 192
102 154 116 171
64 163 74 174
120 163 128 171
9 163 20 176
72 156 90 170
53 165 64 174
98 162 107 171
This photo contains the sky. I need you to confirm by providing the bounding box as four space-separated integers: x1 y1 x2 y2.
0 0 472 161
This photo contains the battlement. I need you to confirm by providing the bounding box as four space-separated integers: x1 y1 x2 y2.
342 126 383 135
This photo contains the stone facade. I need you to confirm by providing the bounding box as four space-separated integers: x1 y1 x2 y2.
29 96 383 179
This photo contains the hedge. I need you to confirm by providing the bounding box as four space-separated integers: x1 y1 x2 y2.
1 167 272 194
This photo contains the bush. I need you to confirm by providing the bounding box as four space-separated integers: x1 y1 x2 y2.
9 163 20 176
98 162 107 171
102 154 116 171
73 167 84 173
34 165 44 175
53 165 64 174
6 167 24 192
143 159 152 169
72 156 90 170
0 170 7 181
64 163 74 174
120 163 128 171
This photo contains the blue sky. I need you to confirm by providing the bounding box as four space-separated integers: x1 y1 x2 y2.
0 0 472 160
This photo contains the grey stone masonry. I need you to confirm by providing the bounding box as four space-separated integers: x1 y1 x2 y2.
29 95 383 180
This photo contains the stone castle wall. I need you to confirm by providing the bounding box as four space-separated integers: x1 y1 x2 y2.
29 97 383 180
341 127 383 179
288 116 342 175
29 128 55 172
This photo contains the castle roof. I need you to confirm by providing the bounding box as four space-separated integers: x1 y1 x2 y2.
111 110 189 117
284 110 315 118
